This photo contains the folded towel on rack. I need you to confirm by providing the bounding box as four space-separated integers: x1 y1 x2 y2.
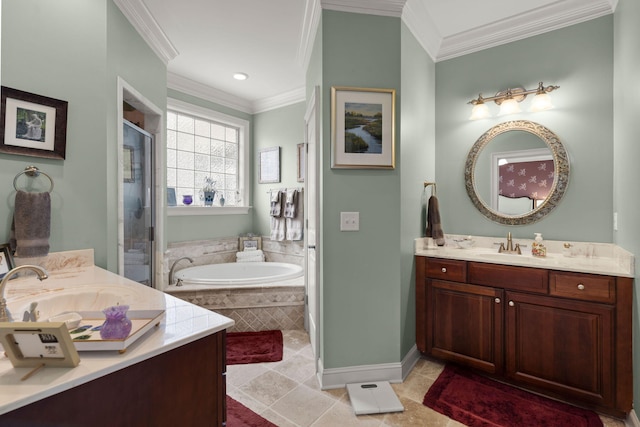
286 190 304 241
270 190 283 217
425 195 445 246
10 190 51 257
284 188 298 219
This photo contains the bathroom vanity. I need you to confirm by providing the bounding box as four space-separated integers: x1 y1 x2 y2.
415 237 633 418
0 250 234 426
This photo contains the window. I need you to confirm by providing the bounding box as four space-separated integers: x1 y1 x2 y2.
166 99 249 213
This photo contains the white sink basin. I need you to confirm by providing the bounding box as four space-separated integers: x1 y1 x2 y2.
477 252 560 265
7 284 165 323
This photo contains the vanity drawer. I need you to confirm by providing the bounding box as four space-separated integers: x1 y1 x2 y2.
469 262 548 294
425 258 467 283
549 271 615 303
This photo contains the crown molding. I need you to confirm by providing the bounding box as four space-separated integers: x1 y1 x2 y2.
298 0 322 70
401 0 440 61
253 87 306 114
167 73 253 114
113 0 178 64
434 0 616 62
321 0 406 17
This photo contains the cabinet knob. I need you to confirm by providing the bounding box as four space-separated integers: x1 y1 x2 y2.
441 267 447 273
508 301 515 307
495 298 501 304
577 283 585 290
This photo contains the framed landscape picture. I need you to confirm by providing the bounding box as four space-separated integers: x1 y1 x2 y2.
0 86 68 160
331 86 395 169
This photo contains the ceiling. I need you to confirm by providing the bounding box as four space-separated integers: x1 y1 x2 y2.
115 0 616 113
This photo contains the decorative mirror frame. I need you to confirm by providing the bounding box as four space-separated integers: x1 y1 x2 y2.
464 120 569 225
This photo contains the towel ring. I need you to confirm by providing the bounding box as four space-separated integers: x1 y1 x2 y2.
424 181 437 197
13 166 54 193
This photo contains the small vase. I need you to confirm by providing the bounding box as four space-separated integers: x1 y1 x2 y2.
204 191 215 206
100 305 133 340
182 195 193 205
219 196 225 207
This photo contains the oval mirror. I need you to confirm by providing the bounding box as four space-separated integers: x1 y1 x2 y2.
464 120 569 225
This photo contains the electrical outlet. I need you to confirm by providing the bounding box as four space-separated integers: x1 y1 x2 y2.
613 212 618 231
340 212 359 231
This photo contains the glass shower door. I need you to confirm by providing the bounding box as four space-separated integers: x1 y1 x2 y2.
123 120 154 286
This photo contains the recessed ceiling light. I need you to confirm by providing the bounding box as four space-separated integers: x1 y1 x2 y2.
233 72 248 81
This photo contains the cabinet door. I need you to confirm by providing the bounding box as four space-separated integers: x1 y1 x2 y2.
505 291 614 408
427 279 503 374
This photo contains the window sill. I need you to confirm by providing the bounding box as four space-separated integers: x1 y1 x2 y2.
167 206 252 216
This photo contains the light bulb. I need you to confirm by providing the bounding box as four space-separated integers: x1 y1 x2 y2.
498 98 521 115
469 103 490 120
530 92 553 112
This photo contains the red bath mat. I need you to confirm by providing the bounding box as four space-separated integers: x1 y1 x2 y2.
423 365 603 427
226 330 283 365
226 396 277 427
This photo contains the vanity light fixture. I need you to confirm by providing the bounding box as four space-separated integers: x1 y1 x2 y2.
468 82 559 120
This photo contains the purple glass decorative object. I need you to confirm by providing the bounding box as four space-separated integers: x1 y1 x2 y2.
182 194 193 205
100 305 132 340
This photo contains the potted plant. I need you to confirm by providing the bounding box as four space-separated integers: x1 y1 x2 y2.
202 177 216 206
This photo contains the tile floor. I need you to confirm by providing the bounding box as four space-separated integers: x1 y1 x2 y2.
226 330 626 427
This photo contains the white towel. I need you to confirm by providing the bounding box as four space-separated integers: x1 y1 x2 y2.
284 189 298 218
237 254 265 262
236 250 264 259
286 190 304 241
270 216 285 241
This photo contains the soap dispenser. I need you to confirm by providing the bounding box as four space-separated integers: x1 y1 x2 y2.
532 233 547 257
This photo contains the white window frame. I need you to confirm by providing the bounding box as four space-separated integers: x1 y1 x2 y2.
167 98 250 216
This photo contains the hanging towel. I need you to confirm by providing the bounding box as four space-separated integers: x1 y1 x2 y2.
286 189 304 241
270 190 283 217
284 188 298 218
10 190 51 257
270 216 286 241
425 195 445 246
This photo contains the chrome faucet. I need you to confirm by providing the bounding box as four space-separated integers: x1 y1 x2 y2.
0 265 49 322
168 257 193 286
498 232 521 254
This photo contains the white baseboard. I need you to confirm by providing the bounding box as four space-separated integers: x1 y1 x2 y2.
627 409 639 427
317 344 422 389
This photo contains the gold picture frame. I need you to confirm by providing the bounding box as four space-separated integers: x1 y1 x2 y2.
331 86 396 169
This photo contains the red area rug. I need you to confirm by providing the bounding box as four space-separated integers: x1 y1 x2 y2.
227 396 277 427
226 330 283 365
423 365 603 427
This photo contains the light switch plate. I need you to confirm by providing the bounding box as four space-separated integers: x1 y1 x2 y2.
340 212 359 231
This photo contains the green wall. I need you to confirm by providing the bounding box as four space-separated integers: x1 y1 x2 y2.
613 0 640 413
320 11 402 368
164 89 254 244
253 102 306 236
435 16 614 243
1 0 165 270
400 23 435 357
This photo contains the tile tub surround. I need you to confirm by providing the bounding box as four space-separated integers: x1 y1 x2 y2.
167 276 305 332
416 235 634 277
0 250 234 415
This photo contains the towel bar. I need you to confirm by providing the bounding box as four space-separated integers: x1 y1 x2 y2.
13 166 54 193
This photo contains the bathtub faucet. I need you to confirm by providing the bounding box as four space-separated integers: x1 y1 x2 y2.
0 265 49 322
169 257 193 286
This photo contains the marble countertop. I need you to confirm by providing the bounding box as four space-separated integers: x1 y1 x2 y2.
0 263 234 415
415 235 635 278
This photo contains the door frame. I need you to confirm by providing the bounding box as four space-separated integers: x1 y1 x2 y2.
117 77 165 288
304 86 321 369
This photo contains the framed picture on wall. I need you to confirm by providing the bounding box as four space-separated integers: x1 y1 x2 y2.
331 86 395 169
0 86 68 160
0 243 15 279
259 146 281 184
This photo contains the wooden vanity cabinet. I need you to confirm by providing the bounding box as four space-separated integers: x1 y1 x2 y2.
416 256 633 418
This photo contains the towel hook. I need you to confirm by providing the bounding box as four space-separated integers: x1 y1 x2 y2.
13 166 54 193
424 181 437 197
